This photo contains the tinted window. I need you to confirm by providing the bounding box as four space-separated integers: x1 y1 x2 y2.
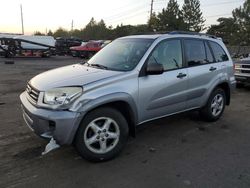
205 42 214 63
184 39 206 67
148 40 183 71
209 41 229 62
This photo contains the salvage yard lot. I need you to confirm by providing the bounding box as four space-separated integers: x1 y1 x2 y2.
0 56 250 188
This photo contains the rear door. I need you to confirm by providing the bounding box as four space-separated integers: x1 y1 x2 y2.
138 39 188 123
208 41 230 77
184 39 221 109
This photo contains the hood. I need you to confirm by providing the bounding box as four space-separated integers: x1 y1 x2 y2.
235 59 250 64
29 64 123 91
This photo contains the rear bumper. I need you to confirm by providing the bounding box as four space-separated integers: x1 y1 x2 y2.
20 92 83 145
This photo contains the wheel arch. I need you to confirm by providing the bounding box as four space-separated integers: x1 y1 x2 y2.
76 93 138 138
216 82 231 105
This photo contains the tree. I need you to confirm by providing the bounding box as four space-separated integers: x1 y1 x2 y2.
206 0 250 45
207 17 240 45
81 18 111 40
47 30 53 36
53 27 69 38
34 31 45 36
148 12 160 31
156 0 186 31
182 0 205 32
233 0 250 45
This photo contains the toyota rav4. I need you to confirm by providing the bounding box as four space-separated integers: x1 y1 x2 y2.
20 32 236 161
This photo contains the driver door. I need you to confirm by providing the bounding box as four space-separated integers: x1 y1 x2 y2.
138 39 188 123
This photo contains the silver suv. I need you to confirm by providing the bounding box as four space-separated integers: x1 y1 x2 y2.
20 32 236 161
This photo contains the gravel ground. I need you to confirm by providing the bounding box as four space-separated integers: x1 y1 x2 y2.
0 56 250 188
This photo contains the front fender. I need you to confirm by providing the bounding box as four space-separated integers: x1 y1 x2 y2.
78 92 137 120
69 92 138 139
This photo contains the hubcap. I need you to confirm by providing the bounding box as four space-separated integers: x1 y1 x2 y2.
211 94 224 117
84 117 120 154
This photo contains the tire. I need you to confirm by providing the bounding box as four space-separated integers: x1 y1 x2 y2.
200 88 226 122
75 107 129 162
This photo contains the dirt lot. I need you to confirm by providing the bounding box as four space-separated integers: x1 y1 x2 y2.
0 56 250 188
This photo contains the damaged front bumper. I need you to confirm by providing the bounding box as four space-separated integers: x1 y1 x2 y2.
20 92 83 145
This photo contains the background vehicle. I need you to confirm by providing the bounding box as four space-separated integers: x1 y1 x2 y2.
0 34 55 57
234 57 250 86
20 32 236 162
55 37 83 55
70 40 104 58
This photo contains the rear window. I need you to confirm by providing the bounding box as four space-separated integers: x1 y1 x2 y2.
209 41 229 62
205 42 214 63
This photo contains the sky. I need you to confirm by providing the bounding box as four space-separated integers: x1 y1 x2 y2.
0 0 245 35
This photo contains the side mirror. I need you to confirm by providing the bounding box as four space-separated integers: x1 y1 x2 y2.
146 63 164 75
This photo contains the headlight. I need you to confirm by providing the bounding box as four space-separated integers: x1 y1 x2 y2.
43 87 82 109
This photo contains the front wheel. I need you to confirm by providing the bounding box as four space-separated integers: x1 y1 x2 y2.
75 107 129 162
200 88 226 122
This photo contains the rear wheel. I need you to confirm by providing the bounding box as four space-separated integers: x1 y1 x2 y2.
200 88 226 122
75 107 129 162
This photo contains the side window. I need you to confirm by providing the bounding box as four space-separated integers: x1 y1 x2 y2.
184 39 206 67
209 41 229 62
205 42 214 63
148 40 183 71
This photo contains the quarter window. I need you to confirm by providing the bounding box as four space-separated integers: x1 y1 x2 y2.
184 39 206 67
209 41 229 62
148 40 183 71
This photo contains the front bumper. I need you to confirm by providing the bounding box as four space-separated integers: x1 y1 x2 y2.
235 74 250 83
20 92 83 145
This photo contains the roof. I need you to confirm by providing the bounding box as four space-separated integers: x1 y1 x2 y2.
120 34 162 40
120 31 220 41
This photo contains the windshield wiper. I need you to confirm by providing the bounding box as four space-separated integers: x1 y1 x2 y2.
80 61 90 66
90 63 108 70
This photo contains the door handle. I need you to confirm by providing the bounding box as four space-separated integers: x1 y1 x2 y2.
209 67 217 71
177 73 187 79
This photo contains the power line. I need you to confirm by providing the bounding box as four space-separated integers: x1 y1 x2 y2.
106 10 148 25
206 13 232 18
103 3 148 21
203 0 244 7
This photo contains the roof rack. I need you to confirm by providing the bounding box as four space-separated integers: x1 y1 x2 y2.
168 31 217 39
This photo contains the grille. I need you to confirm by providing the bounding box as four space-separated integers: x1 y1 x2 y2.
242 70 250 74
242 64 250 69
26 84 39 103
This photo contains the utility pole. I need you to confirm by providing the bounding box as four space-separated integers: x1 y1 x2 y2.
20 4 24 35
150 0 154 20
71 20 74 31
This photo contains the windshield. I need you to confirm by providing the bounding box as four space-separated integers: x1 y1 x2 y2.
88 38 154 71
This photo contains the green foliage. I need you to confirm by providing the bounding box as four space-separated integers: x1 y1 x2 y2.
149 0 187 32
53 27 69 38
31 0 249 46
34 31 45 36
47 30 53 36
233 0 250 45
81 18 112 40
182 0 205 32
207 18 240 45
207 0 250 45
